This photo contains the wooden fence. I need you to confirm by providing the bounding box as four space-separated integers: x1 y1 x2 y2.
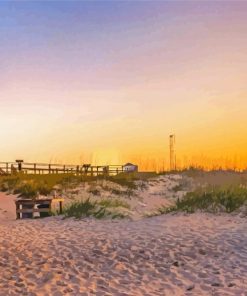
0 160 124 176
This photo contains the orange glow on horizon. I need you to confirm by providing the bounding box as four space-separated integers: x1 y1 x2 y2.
1 2 247 171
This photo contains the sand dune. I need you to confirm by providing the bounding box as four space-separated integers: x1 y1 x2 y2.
60 175 191 219
0 212 246 295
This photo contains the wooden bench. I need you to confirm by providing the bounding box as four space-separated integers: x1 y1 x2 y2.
15 198 64 219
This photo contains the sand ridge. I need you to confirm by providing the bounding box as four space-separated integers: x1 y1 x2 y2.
59 175 191 220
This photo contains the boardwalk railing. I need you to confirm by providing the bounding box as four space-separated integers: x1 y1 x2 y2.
0 160 124 176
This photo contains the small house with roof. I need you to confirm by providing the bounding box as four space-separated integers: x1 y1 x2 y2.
123 163 138 172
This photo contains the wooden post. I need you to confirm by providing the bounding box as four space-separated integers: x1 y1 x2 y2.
16 160 23 172
59 201 63 214
49 200 52 214
32 201 35 219
16 202 21 219
49 164 51 174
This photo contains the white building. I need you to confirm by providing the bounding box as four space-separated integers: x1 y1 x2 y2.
123 163 138 172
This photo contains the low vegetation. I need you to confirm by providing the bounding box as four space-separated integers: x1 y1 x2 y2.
105 172 157 189
0 176 54 199
0 171 156 199
155 186 247 215
88 187 101 196
63 198 127 219
3 170 247 219
98 198 130 209
106 176 137 190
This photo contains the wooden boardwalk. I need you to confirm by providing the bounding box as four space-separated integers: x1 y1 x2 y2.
0 160 124 176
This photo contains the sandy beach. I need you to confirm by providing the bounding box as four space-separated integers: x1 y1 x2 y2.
0 192 16 222
0 200 246 296
2 0 247 294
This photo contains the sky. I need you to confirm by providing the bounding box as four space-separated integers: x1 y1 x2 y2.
0 1 247 170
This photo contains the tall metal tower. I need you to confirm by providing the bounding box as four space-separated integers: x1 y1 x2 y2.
169 134 176 171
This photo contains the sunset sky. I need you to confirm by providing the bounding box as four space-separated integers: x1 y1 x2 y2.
1 2 247 170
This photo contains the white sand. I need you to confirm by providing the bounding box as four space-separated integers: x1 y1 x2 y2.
0 210 246 295
0 192 16 222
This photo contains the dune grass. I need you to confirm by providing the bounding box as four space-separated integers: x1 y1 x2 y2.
63 198 99 219
0 175 57 198
0 171 153 198
106 176 137 190
105 172 158 189
0 173 103 198
0 169 160 197
88 187 101 196
98 198 130 209
156 186 247 215
63 198 127 219
13 182 39 199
